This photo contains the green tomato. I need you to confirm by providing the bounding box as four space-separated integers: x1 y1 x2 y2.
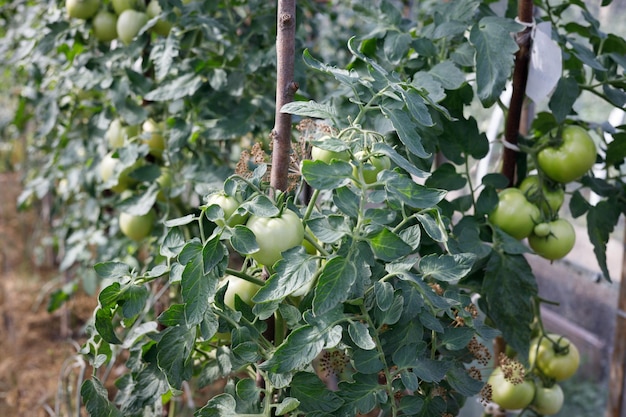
220 274 261 309
105 119 125 148
111 0 144 15
488 367 535 410
98 153 140 193
537 125 597 183
246 209 305 266
146 0 173 36
489 188 541 240
141 119 166 158
119 209 156 241
156 167 172 202
533 223 551 238
92 10 118 42
519 175 564 216
66 0 100 19
206 192 248 227
352 151 391 184
116 9 149 45
528 218 575 260
531 382 564 415
529 334 580 381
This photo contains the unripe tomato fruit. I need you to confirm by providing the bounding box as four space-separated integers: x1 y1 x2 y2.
488 367 535 410
529 334 580 381
531 382 564 415
146 0 173 36
117 9 149 45
105 119 125 148
537 125 597 183
220 275 261 309
489 188 541 240
66 0 100 19
99 153 140 193
352 151 391 184
141 119 166 158
519 175 564 216
246 209 304 266
205 192 248 227
528 218 575 260
111 0 144 15
119 210 156 241
92 10 118 42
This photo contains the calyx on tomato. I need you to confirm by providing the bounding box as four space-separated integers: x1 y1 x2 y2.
528 218 575 260
537 125 597 183
246 208 304 267
519 175 564 217
529 334 580 381
489 188 541 240
310 135 350 164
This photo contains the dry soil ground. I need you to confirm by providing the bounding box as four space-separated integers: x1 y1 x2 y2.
0 172 97 416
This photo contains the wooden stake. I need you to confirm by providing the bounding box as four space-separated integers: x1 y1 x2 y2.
607 231 626 417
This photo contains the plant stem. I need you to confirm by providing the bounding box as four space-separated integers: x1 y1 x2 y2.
270 0 298 192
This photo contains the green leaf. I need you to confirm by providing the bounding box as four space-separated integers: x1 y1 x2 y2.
412 359 450 382
276 397 301 415
157 325 196 389
429 61 466 90
195 393 237 417
150 35 179 82
442 326 475 350
418 253 475 284
181 244 218 326
118 187 158 216
384 31 412 64
348 321 376 350
368 227 413 261
144 72 203 101
81 378 122 417
303 49 359 86
94 262 131 279
253 247 318 302
119 285 149 318
371 142 429 179
307 215 351 244
469 17 520 107
383 172 447 209
313 256 358 316
337 373 382 414
260 325 326 373
240 194 280 217
374 281 394 311
95 307 122 345
333 186 360 218
161 228 186 258
381 106 430 158
425 163 467 191
202 236 228 275
416 212 447 243
229 225 260 255
446 364 485 396
587 199 620 281
301 159 353 190
401 88 434 127
281 100 337 120
290 372 344 413
482 251 537 359
549 77 580 123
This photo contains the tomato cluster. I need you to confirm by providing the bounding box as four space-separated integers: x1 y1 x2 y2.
488 332 579 415
66 0 174 45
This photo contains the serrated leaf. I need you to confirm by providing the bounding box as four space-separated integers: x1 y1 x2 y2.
95 307 122 345
446 365 485 396
587 199 620 281
202 236 227 275
337 373 382 414
94 262 131 279
144 72 203 101
381 106 430 158
81 378 123 417
374 281 394 311
416 212 447 243
253 247 317 302
370 142 429 179
275 397 300 415
418 253 475 284
302 159 353 189
260 325 326 373
333 186 360 218
229 225 260 255
151 35 179 82
290 372 344 413
383 172 446 209
156 325 196 389
164 214 196 227
281 100 336 119
118 188 158 216
425 163 467 191
240 194 280 217
482 251 537 359
303 49 359 86
412 359 451 382
348 321 376 350
470 17 520 107
181 245 218 326
549 77 580 123
307 215 351 244
313 256 357 316
369 228 413 261
195 393 237 417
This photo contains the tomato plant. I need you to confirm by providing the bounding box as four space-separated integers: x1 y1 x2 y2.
489 188 541 239
310 135 350 163
528 218 576 260
246 208 304 267
529 334 580 381
531 382 564 415
537 126 597 184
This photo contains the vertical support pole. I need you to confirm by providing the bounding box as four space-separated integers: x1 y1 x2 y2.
270 0 298 192
607 232 626 417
